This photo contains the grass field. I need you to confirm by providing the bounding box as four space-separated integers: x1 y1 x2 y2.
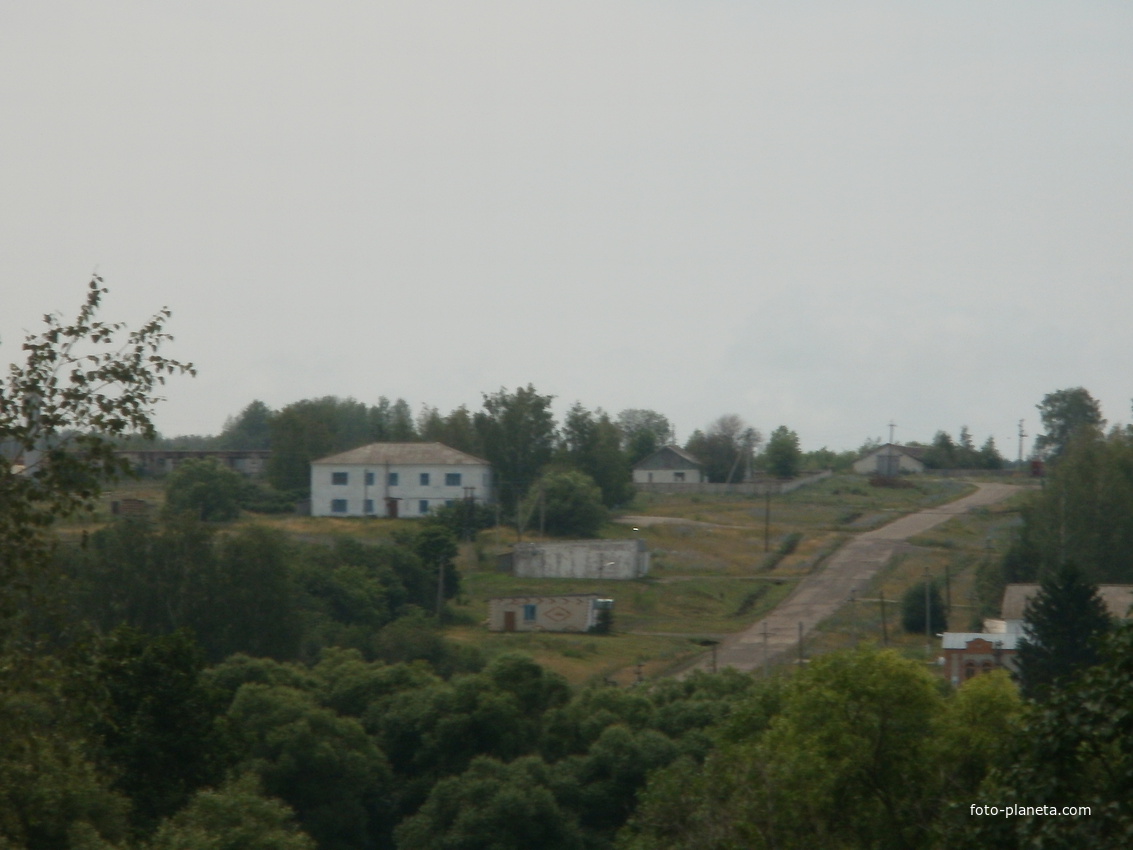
78 473 1030 685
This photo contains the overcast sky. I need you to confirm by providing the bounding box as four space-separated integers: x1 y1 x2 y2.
3 2 1132 454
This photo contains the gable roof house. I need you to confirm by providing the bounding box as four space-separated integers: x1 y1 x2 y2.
852 444 927 475
633 445 705 484
310 442 492 518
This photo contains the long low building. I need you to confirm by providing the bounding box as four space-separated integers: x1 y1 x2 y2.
310 442 492 518
505 539 650 580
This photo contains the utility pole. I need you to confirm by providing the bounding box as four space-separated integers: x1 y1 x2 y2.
763 621 770 678
888 420 897 445
797 621 804 668
763 488 771 553
924 566 932 656
1017 419 1027 466
879 589 889 646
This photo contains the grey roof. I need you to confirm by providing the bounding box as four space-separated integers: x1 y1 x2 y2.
859 443 927 462
312 442 489 466
634 444 703 471
1001 583 1133 621
941 632 1021 651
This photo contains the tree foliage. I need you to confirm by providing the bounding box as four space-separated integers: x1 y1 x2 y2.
216 400 274 450
997 428 1133 588
1015 561 1111 702
557 403 634 507
1035 386 1105 460
473 385 556 510
684 415 760 484
164 458 244 521
763 425 801 479
901 579 948 634
524 470 608 538
0 278 193 637
617 409 673 465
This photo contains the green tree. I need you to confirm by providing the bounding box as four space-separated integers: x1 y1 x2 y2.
0 277 193 637
558 403 634 507
148 773 315 850
684 415 760 484
92 627 232 834
216 400 274 450
966 625 1133 847
226 683 394 850
617 409 673 464
474 385 556 512
901 579 948 634
395 756 584 850
164 458 244 521
619 648 946 850
524 470 608 538
1015 561 1111 702
763 425 801 479
1035 386 1105 460
1002 429 1133 585
267 396 377 492
0 656 132 850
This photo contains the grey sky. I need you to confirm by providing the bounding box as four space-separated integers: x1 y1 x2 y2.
3 2 1132 454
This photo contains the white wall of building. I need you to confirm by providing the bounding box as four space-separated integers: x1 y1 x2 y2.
311 462 492 517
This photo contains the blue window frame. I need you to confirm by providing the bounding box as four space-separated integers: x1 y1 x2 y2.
331 471 348 485
420 472 430 486
419 500 429 514
445 472 462 486
331 499 348 513
364 471 375 486
523 604 537 622
388 472 399 486
363 499 374 514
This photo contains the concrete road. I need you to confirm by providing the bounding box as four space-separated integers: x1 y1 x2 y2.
678 482 1022 676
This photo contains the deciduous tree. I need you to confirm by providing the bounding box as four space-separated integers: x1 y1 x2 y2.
1035 386 1105 460
0 277 193 637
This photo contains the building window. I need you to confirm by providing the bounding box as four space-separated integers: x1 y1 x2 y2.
364 471 375 486
364 499 374 514
331 472 348 485
388 472 399 486
419 500 429 514
674 472 685 482
523 604 537 622
420 472 430 486
445 472 461 486
331 499 348 513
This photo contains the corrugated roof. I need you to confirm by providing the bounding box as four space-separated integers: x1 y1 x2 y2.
312 442 489 466
1001 583 1133 621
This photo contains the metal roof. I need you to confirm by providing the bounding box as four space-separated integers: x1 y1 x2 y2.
1001 583 1133 621
633 444 703 470
312 442 489 466
941 632 1021 651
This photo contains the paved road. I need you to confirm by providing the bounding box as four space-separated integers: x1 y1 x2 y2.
678 482 1022 676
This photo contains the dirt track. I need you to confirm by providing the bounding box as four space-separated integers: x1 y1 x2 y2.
677 482 1022 676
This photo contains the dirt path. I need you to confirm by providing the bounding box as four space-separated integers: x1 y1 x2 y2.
676 482 1022 676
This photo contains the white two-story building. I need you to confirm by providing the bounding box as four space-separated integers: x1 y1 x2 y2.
310 442 492 518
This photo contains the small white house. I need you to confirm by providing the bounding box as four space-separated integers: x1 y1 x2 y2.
489 594 612 633
310 442 492 518
852 444 927 475
633 445 705 484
